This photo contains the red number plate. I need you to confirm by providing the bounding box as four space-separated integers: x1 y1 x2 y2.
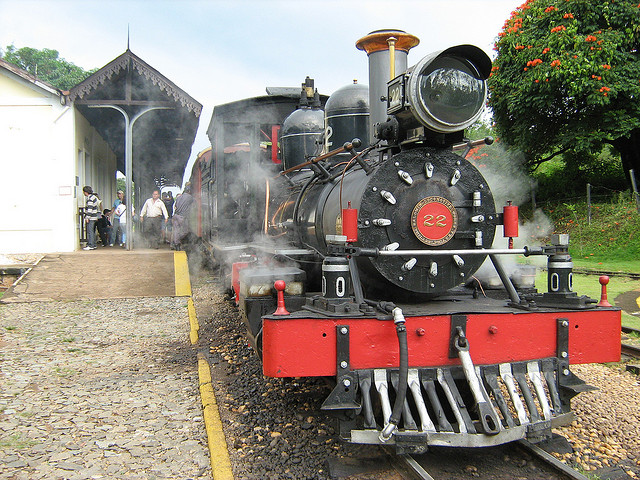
411 196 458 246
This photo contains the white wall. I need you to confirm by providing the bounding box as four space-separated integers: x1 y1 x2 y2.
0 69 117 253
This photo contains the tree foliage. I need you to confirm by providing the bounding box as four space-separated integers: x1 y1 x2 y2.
1 45 95 90
488 0 640 181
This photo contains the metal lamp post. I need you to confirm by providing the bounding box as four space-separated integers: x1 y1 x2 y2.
89 105 172 250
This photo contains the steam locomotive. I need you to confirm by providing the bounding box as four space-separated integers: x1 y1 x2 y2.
189 30 621 453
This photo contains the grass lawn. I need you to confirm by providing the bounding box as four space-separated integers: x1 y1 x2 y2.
538 197 640 273
526 196 640 329
571 257 640 275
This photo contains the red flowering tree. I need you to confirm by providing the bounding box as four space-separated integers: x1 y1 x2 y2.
488 0 640 185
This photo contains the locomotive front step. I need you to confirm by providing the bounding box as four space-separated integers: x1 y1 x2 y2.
321 358 578 454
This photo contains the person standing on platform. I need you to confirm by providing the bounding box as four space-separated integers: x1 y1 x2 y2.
82 186 99 250
96 209 112 246
139 189 168 249
162 191 175 244
171 187 194 250
109 190 124 246
113 199 133 247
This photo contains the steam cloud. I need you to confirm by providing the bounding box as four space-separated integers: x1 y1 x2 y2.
469 142 554 287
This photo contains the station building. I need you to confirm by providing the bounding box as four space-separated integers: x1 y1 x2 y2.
0 51 201 254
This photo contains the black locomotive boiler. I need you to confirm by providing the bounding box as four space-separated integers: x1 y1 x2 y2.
189 30 621 453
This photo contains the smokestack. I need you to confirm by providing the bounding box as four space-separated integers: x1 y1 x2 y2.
356 29 419 145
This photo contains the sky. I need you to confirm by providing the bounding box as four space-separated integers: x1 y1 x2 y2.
0 0 522 187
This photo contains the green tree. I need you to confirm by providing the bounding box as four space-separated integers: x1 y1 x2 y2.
488 0 640 185
1 45 95 90
116 177 127 194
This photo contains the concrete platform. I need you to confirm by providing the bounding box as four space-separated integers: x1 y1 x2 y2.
1 247 187 303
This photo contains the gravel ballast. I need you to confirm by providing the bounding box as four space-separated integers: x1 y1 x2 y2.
0 297 211 479
554 363 640 477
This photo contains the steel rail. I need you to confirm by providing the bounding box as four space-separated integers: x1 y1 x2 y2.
387 452 435 480
620 327 640 359
388 442 592 480
383 446 435 480
621 342 640 359
622 326 640 336
517 440 592 480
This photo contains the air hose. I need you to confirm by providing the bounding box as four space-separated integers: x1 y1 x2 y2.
380 306 408 441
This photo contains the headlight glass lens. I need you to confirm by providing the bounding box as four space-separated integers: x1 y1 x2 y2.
418 57 485 127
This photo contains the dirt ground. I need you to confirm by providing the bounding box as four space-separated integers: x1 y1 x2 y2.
1 250 176 303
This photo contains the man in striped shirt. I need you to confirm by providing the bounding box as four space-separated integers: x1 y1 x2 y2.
82 186 99 250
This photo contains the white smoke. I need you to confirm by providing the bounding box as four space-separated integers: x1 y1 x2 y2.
467 142 553 289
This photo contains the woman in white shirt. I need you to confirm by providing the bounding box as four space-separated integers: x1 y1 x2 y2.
114 201 134 246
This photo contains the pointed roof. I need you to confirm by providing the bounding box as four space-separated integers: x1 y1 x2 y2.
69 50 202 188
69 49 201 115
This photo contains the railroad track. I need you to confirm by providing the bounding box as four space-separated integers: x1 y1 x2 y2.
622 326 640 360
388 451 435 480
383 439 595 480
622 342 640 358
516 440 593 480
622 326 640 335
0 266 30 292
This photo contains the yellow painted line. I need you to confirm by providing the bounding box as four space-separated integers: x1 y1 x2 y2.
636 295 640 310
178 250 233 478
188 298 199 345
174 251 192 297
198 353 234 480
198 354 213 385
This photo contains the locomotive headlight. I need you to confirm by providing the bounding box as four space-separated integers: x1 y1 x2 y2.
387 45 491 135
412 56 485 130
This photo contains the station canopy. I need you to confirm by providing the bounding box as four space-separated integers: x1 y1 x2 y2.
68 50 202 191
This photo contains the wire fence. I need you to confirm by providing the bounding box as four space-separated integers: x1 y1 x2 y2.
530 169 640 221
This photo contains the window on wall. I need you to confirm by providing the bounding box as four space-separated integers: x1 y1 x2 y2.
84 152 92 185
76 149 85 206
76 150 83 200
97 158 105 204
